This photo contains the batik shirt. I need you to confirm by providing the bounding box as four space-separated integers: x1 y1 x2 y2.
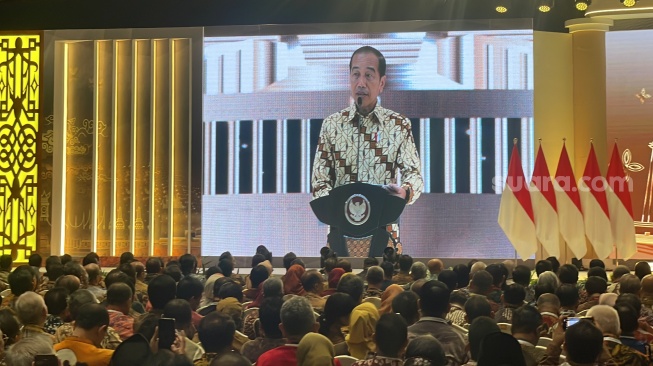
311 104 423 204
44 314 64 335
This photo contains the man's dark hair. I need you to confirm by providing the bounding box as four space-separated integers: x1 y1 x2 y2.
283 252 297 271
163 299 192 329
250 266 269 289
176 276 203 301
119 252 135 265
219 251 234 263
148 274 177 310
218 281 244 302
453 264 470 288
60 254 72 265
82 252 100 266
47 263 65 283
392 291 420 325
558 264 579 285
75 303 109 330
587 267 608 281
546 257 560 274
350 46 387 78
179 254 197 276
256 245 273 262
535 260 553 277
107 283 133 306
619 274 641 294
503 283 526 305
0 255 12 271
8 265 34 296
213 277 235 299
399 255 413 272
486 263 507 287
375 313 407 357
589 259 605 269
68 289 96 320
585 276 608 295
63 261 86 282
470 270 493 294
616 293 642 314
55 275 80 294
615 303 639 334
465 296 492 324
45 255 61 271
419 280 450 317
363 257 379 269
163 265 183 282
450 290 468 306
86 264 101 283
437 269 457 292
336 259 352 273
251 254 266 268
635 261 651 280
28 253 42 268
565 320 603 363
105 268 135 294
324 257 338 273
512 265 532 287
146 257 163 274
198 312 236 353
380 261 394 280
290 258 305 268
204 265 222 279
44 287 69 316
612 265 631 281
301 270 323 293
259 297 284 338
405 335 447 366
511 305 542 334
337 274 364 302
555 284 579 307
217 259 233 278
366 266 384 286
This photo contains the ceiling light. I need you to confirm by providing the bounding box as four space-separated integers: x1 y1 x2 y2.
621 0 637 7
494 0 511 13
575 0 590 10
537 0 554 12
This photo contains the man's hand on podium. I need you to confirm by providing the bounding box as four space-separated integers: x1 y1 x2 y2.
383 184 406 199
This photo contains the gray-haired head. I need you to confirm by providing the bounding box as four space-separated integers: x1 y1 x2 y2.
405 334 446 366
5 337 54 366
262 277 283 298
280 295 315 341
410 262 428 281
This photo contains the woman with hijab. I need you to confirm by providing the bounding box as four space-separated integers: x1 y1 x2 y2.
297 332 342 366
284 264 306 296
322 268 346 296
346 302 380 359
379 284 404 314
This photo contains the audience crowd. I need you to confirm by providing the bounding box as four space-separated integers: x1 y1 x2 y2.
0 248 650 366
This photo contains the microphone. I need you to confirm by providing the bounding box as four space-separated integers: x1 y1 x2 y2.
357 96 362 107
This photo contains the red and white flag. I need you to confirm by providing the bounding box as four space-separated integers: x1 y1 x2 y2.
530 144 560 258
553 143 586 258
579 143 613 259
499 143 537 260
606 143 637 259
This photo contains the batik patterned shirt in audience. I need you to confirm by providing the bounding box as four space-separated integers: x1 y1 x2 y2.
44 314 64 335
604 338 650 366
446 304 466 327
363 288 384 299
107 309 134 341
351 354 403 366
494 304 519 324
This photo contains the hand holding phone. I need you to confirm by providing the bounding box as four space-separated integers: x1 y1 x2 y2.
158 317 176 350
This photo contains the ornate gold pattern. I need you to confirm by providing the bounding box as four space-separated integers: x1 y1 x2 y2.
0 35 40 261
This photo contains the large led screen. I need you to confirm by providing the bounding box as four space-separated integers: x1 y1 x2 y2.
202 22 534 258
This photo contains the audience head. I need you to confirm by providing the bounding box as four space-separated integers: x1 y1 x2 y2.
534 271 560 298
250 254 266 269
558 264 579 285
0 308 20 347
348 302 380 359
324 257 338 274
5 337 54 366
615 293 642 314
119 252 135 265
410 262 428 281
589 259 605 269
536 293 560 314
419 280 450 317
470 270 493 295
619 274 641 295
218 281 244 302
399 255 413 273
642 274 653 298
546 256 560 273
249 265 269 289
587 266 608 281
178 254 197 276
259 297 284 338
85 263 102 286
375 313 408 358
612 265 631 282
437 269 457 292
319 292 356 335
301 269 324 294
587 305 620 336
477 331 527 366
535 260 553 277
0 254 12 271
82 252 100 266
465 295 492 324
296 332 335 366
107 282 133 311
615 303 639 335
635 261 651 280
163 264 182 282
452 264 470 288
366 266 384 287
336 259 352 273
585 276 608 296
469 261 487 276
427 259 444 276
410 279 428 295
262 277 283 298
599 292 618 307
9 265 36 296
105 268 136 295
28 253 42 268
217 259 234 278
363 257 379 269
503 283 526 306
163 299 193 336
176 276 203 310
283 252 297 271
256 245 273 262
280 296 317 342
512 265 532 287
75 303 110 347
468 316 500 361
64 261 88 287
485 263 507 288
198 312 235 353
148 274 177 310
555 284 579 309
44 287 69 317
15 291 47 326
511 305 542 343
404 335 446 366
55 274 80 294
60 254 72 265
337 274 365 303
380 261 394 280
564 320 604 364
47 262 65 283
68 289 98 321
392 290 420 326
145 257 164 275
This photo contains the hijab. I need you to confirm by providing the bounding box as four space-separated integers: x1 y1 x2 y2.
346 302 380 359
297 332 336 366
284 264 306 296
328 268 346 289
379 284 404 314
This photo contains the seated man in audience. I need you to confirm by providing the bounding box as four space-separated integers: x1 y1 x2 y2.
392 255 413 285
363 266 385 298
427 259 444 280
180 253 205 284
555 284 579 317
301 269 327 312
56 274 80 295
336 259 352 273
40 261 65 295
380 261 394 291
541 318 605 365
3 265 38 309
536 293 560 338
131 260 149 305
64 261 89 289
614 303 650 355
164 298 205 361
408 280 468 365
357 257 379 281
495 283 526 324
438 270 458 293
256 296 318 366
144 257 164 284
141 274 176 321
468 270 499 313
337 274 365 304
54 303 114 366
511 305 544 366
105 283 135 341
446 291 467 327
614 293 653 344
392 291 420 326
404 335 447 366
15 291 54 344
608 265 631 294
352 313 408 366
44 287 69 335
485 263 508 303
404 262 428 291
587 304 650 365
192 312 235 365
4 336 55 366
176 276 205 328
467 316 500 365
577 276 608 312
464 295 492 328
85 263 106 301
241 297 285 363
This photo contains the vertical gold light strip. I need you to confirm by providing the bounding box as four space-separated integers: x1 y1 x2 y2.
148 39 157 257
130 40 138 254
53 42 69 256
91 41 100 253
110 40 118 257
187 40 193 254
168 39 175 256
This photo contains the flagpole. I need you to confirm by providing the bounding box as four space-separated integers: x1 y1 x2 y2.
514 137 518 264
562 137 569 263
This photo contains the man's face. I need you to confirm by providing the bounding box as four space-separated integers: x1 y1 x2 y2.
350 52 386 113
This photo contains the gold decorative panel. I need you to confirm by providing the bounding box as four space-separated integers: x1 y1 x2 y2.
0 35 40 262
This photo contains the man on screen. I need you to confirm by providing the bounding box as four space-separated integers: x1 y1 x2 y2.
311 46 423 257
